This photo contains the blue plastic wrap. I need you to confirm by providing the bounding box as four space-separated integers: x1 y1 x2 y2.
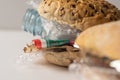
22 9 80 40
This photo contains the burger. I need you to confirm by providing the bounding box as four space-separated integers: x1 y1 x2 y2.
23 0 119 66
73 20 120 80
23 0 120 79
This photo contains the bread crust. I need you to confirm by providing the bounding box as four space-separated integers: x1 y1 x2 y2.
38 0 120 31
75 21 120 60
43 46 80 66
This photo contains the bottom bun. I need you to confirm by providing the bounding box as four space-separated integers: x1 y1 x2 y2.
75 21 120 60
43 46 80 67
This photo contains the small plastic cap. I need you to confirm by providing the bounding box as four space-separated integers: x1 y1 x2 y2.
32 39 42 49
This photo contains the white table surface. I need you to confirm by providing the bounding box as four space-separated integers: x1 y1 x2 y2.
0 30 76 80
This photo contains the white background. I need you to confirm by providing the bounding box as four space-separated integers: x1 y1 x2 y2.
0 0 28 30
0 0 119 30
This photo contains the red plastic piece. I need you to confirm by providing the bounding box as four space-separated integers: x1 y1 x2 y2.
32 39 42 49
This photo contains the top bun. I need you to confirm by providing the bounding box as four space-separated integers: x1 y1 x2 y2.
38 0 120 31
75 20 120 60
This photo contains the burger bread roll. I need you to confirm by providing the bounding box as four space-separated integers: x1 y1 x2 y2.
38 0 120 31
43 46 80 66
75 20 120 60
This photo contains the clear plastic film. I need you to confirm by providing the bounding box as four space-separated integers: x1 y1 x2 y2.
69 60 120 80
26 0 41 9
23 0 80 40
40 17 80 40
16 51 44 64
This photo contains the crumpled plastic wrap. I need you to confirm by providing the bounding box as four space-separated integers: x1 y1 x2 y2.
26 0 41 9
40 16 80 40
16 51 44 64
23 0 80 40
69 60 120 80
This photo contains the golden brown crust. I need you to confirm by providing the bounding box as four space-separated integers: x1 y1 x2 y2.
75 20 120 60
38 0 120 31
43 46 80 66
